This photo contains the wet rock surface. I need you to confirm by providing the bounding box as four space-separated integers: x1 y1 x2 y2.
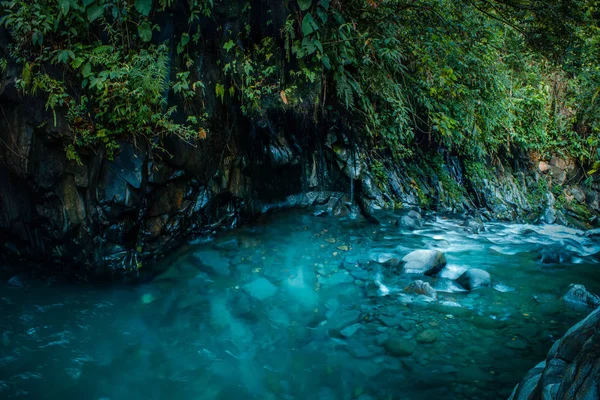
456 268 492 291
509 306 600 400
402 250 447 275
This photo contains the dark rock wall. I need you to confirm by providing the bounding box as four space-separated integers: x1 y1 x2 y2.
509 306 600 400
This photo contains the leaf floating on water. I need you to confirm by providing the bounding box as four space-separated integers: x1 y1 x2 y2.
337 245 349 251
324 238 336 243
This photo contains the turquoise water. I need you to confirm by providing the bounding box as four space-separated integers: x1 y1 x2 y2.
1 210 599 399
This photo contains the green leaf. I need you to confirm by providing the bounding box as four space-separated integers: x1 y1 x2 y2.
316 7 328 23
134 0 153 16
32 31 44 46
302 13 318 36
72 58 84 68
87 4 104 22
93 45 113 54
82 63 92 77
59 0 71 14
180 33 190 47
138 22 152 42
82 0 95 6
302 37 316 55
321 54 331 70
297 0 311 11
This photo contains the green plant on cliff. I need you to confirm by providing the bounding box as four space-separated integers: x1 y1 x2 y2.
1 0 208 160
1 0 599 168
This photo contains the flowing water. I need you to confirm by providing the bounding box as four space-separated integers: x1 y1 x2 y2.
1 210 599 400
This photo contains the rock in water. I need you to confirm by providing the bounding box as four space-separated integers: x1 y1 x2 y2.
396 215 420 230
401 250 446 275
584 228 600 237
415 330 439 343
340 323 362 338
509 307 600 400
243 278 278 301
456 268 491 291
404 280 437 298
383 337 416 356
561 284 600 308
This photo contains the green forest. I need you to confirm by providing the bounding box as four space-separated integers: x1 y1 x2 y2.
1 0 599 172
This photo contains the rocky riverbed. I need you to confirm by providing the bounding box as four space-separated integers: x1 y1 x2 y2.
1 209 599 399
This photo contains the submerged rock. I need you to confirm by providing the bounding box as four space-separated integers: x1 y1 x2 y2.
396 215 421 230
383 337 416 356
509 307 600 400
243 278 278 301
456 268 491 291
561 283 600 308
415 329 439 344
402 250 446 275
404 280 437 298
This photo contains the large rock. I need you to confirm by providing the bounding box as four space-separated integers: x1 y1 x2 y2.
562 284 600 309
396 215 421 230
456 268 491 291
509 307 600 400
401 250 446 275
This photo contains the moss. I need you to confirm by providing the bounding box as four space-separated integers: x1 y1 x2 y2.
525 177 549 217
370 159 388 191
464 161 493 184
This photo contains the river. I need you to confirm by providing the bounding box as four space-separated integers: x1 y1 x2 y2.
1 210 599 399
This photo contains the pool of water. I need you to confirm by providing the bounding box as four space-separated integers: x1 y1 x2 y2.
1 210 599 399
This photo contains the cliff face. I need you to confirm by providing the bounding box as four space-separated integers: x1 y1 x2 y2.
2 87 599 278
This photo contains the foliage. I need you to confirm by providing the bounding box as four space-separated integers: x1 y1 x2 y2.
1 0 599 168
0 0 211 160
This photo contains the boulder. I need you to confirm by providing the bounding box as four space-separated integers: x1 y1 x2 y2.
402 250 446 275
509 307 600 400
456 268 491 291
396 215 420 230
562 284 600 308
404 280 437 299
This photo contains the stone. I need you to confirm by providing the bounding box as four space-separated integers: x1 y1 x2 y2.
561 284 600 308
397 215 420 230
415 329 439 343
510 307 600 400
243 278 278 301
570 186 587 203
407 210 422 221
543 207 557 224
538 161 550 173
456 268 491 291
7 275 24 287
507 339 528 350
191 250 231 276
404 280 437 299
340 323 362 338
402 250 447 275
584 228 600 238
383 337 416 357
